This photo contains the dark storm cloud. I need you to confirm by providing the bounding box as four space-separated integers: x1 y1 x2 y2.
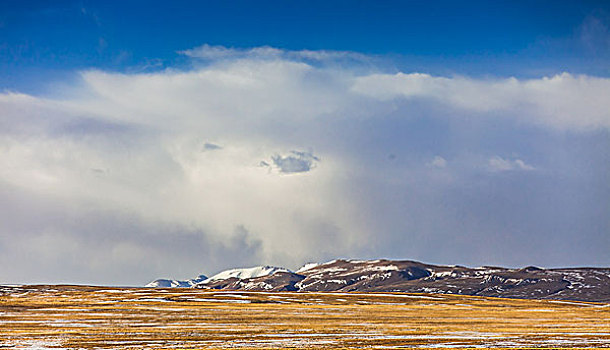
0 184 264 285
334 113 610 268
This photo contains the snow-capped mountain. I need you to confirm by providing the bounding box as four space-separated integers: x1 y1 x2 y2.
145 274 207 288
145 259 610 302
295 262 319 273
146 266 290 289
199 265 290 284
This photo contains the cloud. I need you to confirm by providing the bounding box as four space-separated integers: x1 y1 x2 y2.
427 156 447 168
352 72 610 130
202 142 222 151
1 46 609 284
179 44 370 63
577 14 610 56
0 185 264 285
488 156 535 172
269 151 320 174
179 44 283 60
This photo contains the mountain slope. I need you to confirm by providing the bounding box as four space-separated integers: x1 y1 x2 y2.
145 274 207 288
199 266 289 284
146 259 610 302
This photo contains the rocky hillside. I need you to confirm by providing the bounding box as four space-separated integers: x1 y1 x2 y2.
147 259 610 302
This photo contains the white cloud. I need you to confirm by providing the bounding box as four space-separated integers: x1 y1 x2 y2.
1 46 609 283
352 72 610 130
0 62 367 278
427 156 447 168
179 44 370 63
488 156 535 172
179 44 284 60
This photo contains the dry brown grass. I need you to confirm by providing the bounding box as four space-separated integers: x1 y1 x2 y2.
0 285 608 349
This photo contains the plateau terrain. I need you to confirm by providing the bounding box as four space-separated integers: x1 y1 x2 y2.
1 284 609 349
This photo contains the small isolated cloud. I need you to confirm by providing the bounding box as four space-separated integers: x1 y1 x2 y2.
427 156 447 168
202 142 222 151
179 44 369 63
488 156 535 172
578 15 610 55
179 44 283 60
270 151 320 174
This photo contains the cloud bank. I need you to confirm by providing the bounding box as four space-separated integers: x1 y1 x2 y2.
1 45 609 284
352 72 610 130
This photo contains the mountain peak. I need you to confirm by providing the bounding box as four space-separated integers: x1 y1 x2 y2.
145 259 610 302
200 265 291 284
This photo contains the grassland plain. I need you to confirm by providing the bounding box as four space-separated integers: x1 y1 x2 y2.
0 285 609 349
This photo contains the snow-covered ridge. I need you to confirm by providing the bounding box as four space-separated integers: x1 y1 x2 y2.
296 262 319 273
143 259 610 302
200 266 291 284
145 274 207 288
146 266 291 288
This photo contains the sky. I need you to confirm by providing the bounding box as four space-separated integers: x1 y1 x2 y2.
1 1 609 285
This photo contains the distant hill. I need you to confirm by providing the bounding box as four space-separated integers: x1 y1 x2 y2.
146 274 207 288
146 259 610 302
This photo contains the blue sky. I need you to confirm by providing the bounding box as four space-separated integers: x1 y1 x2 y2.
2 0 609 91
1 1 609 285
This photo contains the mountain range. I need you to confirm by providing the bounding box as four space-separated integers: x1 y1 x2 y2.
146 259 610 302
